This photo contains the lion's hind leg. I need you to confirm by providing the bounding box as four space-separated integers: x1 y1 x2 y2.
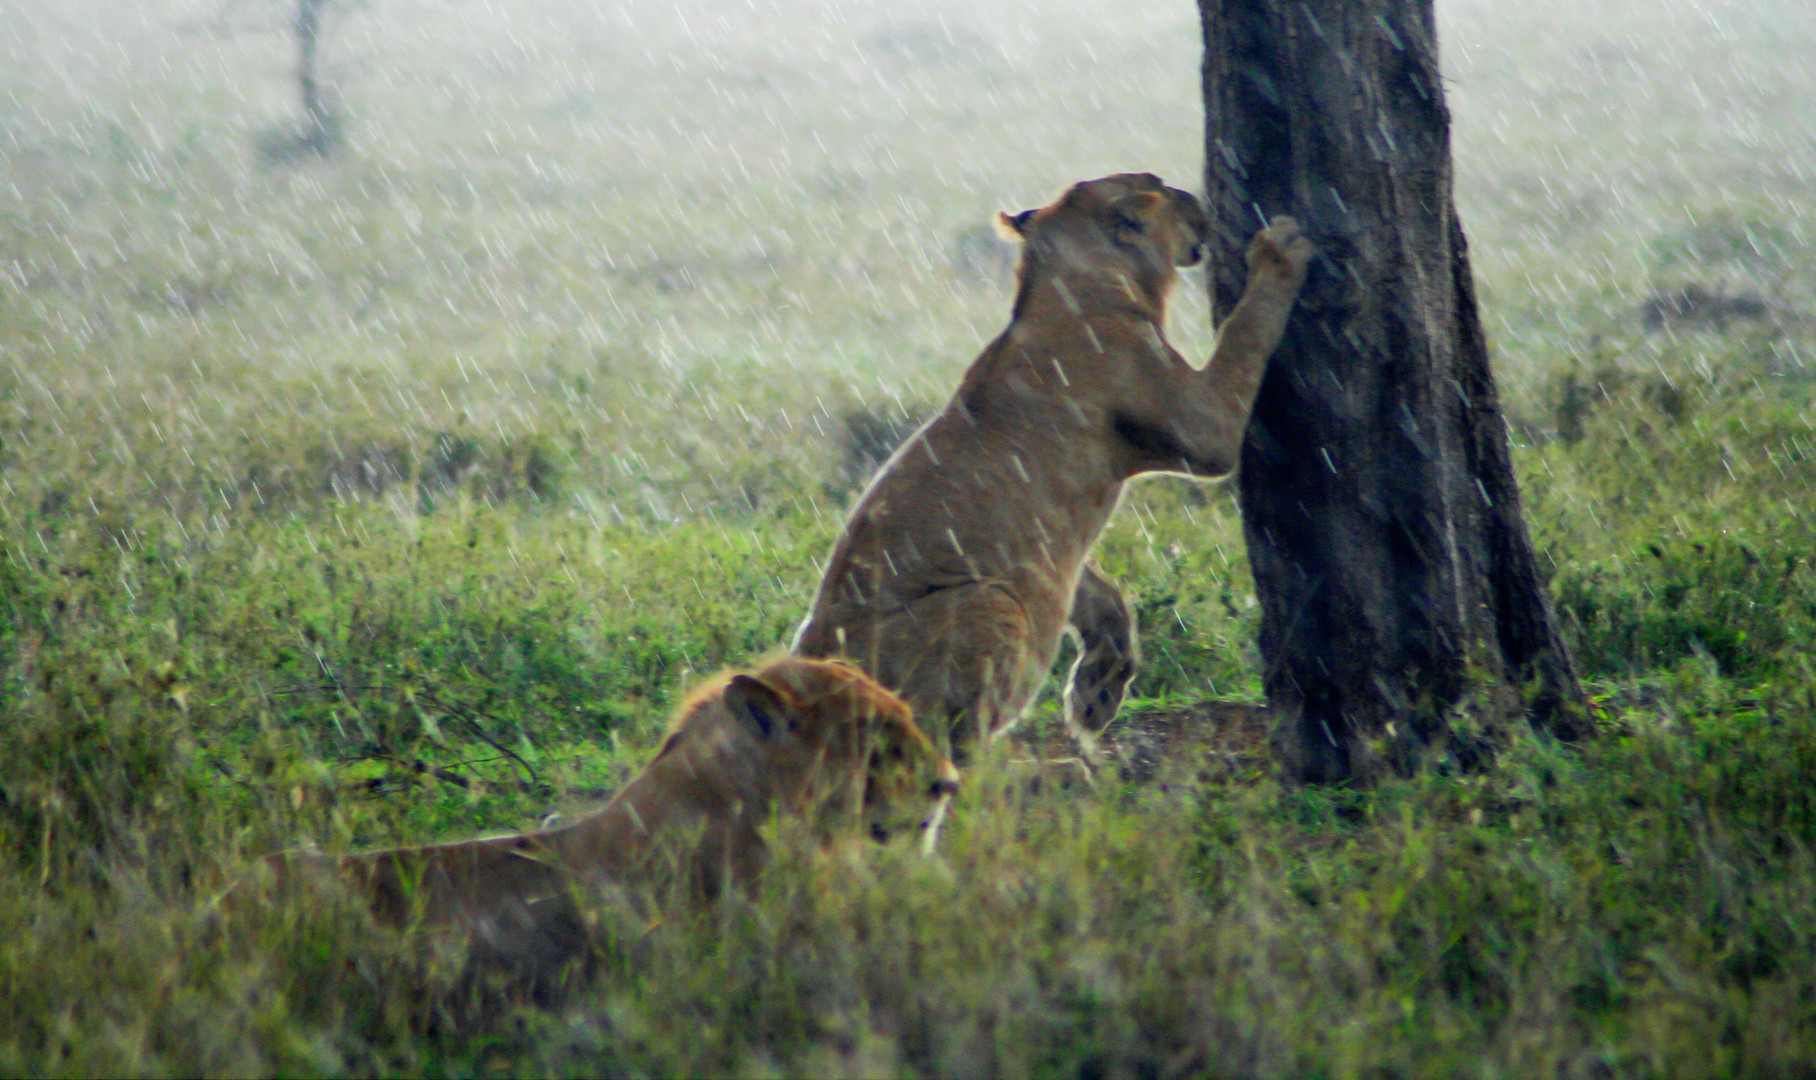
1063 562 1138 761
326 835 588 975
870 582 1042 760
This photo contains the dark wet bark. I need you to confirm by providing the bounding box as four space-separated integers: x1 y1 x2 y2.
1198 0 1591 783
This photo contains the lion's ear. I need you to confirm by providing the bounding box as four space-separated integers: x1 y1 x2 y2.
724 674 791 740
1112 190 1163 221
995 209 1035 241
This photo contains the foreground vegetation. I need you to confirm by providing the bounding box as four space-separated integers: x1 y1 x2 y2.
4 354 1813 1077
3 0 1815 1074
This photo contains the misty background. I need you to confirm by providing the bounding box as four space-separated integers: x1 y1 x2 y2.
2 0 1812 530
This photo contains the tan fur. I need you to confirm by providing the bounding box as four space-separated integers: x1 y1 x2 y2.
794 173 1314 756
268 657 958 973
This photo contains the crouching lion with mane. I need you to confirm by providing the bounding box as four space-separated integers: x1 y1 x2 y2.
264 657 958 976
795 173 1313 759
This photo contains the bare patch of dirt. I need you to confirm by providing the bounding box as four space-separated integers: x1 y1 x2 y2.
1010 700 1275 791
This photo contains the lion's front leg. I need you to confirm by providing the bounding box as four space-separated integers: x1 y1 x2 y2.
1154 217 1315 477
1062 562 1138 761
1214 215 1315 374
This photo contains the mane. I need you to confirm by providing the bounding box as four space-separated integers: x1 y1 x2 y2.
794 657 915 728
649 670 738 759
651 657 913 760
667 671 739 732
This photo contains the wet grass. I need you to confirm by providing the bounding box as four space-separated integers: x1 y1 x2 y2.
3 0 1816 1074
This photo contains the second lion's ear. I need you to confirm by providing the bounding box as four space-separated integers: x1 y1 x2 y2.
723 674 791 740
995 209 1035 241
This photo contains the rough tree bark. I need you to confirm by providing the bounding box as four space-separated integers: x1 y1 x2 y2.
1197 0 1592 783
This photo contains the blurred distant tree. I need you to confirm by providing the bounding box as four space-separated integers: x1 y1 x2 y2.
1198 0 1592 783
288 0 339 154
236 0 360 162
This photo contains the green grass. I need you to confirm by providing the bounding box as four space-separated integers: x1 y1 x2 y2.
2 0 1816 1074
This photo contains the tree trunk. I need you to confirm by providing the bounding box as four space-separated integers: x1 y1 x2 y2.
294 0 339 155
1198 0 1591 783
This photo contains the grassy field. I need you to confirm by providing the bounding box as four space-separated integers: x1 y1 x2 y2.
2 0 1815 1074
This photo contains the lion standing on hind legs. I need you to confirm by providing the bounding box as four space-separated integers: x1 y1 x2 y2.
794 173 1313 763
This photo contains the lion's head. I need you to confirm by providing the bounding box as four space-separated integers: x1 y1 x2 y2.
658 656 960 854
996 173 1209 303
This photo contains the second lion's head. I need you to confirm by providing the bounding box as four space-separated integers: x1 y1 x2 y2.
662 656 961 852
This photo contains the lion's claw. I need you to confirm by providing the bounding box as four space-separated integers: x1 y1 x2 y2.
1248 214 1315 286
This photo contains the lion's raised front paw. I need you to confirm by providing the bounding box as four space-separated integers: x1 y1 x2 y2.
1248 215 1315 288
